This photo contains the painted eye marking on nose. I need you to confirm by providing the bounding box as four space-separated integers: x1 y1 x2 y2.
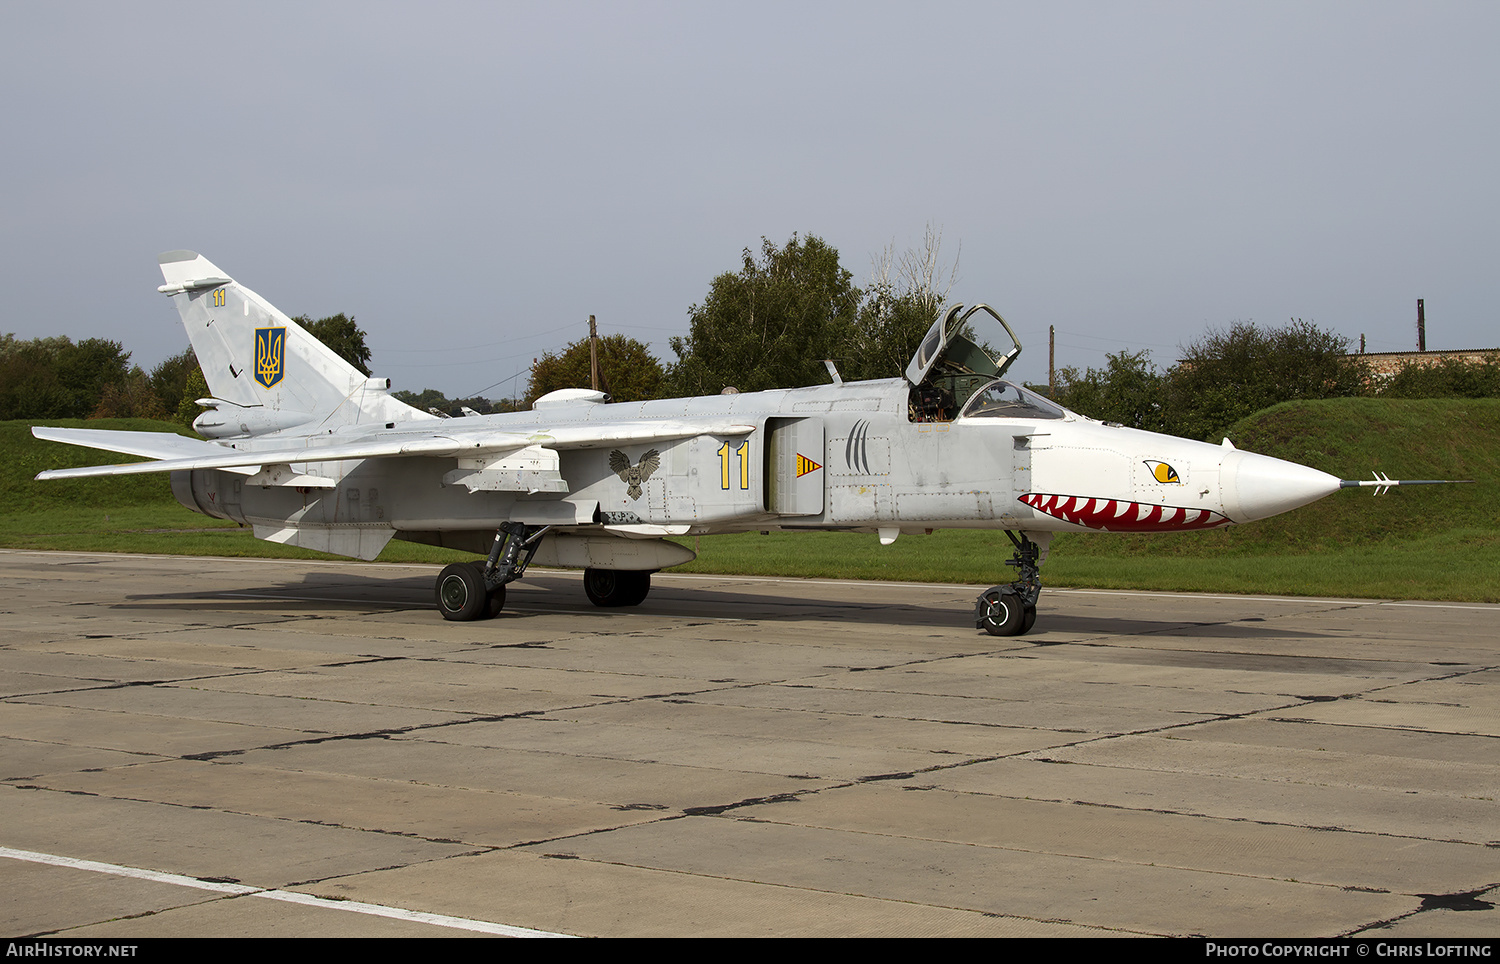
1145 460 1180 484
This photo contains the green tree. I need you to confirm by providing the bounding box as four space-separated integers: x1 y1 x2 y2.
391 388 519 416
1047 350 1166 431
1161 320 1361 442
92 366 169 420
56 338 133 415
667 234 862 395
845 224 959 380
0 335 68 418
149 347 198 417
449 396 496 415
526 333 665 406
392 387 455 414
846 287 942 382
176 366 209 426
293 313 372 376
0 334 133 419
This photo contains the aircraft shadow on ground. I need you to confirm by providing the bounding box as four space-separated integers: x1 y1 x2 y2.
118 572 970 630
108 569 1345 642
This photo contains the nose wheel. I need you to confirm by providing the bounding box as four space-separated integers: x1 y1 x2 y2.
975 531 1042 637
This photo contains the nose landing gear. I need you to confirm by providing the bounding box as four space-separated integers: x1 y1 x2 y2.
975 531 1042 637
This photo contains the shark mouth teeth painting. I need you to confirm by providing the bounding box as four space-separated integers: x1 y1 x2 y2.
1019 493 1231 532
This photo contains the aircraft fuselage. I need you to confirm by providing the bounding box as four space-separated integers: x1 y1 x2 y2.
170 374 1339 562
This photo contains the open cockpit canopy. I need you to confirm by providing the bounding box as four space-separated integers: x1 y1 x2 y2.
904 303 1024 422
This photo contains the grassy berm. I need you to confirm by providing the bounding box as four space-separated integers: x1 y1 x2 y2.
5 399 1497 601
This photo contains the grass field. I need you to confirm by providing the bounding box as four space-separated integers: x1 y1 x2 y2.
5 399 1496 601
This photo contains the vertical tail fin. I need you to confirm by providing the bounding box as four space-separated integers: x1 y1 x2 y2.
157 251 430 436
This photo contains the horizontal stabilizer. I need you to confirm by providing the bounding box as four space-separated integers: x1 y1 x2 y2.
32 426 225 462
157 250 233 293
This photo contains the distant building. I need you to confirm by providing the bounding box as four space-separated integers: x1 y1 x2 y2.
1345 348 1499 378
1343 348 1500 393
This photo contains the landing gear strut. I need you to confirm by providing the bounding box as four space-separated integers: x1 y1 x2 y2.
435 522 549 621
975 531 1042 637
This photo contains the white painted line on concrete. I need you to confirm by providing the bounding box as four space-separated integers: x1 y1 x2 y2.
1045 588 1500 611
0 846 572 938
248 889 572 937
0 847 255 895
1381 601 1500 611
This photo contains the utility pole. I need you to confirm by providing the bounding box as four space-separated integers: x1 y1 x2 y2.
588 315 600 391
1049 325 1055 396
1417 299 1426 352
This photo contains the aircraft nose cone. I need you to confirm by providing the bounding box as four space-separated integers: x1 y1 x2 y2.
1222 450 1340 523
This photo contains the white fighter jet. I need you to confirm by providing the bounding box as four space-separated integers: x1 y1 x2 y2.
32 251 1451 636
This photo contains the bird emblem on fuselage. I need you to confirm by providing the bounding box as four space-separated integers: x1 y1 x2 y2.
610 449 660 501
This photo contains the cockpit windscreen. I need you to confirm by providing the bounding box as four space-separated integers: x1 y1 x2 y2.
960 380 1068 420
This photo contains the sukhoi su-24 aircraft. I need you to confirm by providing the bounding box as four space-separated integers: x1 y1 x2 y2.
32 251 1450 636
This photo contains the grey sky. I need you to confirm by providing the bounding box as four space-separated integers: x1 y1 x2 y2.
2 1 1495 399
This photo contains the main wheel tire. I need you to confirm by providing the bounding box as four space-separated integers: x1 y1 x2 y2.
583 568 651 607
620 571 651 606
976 586 1026 637
436 562 488 621
1022 603 1037 635
468 562 506 618
485 584 506 618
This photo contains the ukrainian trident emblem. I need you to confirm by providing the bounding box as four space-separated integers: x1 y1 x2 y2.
255 327 285 389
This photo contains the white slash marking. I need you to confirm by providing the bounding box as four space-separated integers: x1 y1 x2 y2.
0 846 573 938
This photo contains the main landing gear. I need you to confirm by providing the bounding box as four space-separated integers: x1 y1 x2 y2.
433 523 657 621
435 522 549 621
975 531 1042 637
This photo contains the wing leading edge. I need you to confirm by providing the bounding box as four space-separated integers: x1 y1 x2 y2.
33 419 758 481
